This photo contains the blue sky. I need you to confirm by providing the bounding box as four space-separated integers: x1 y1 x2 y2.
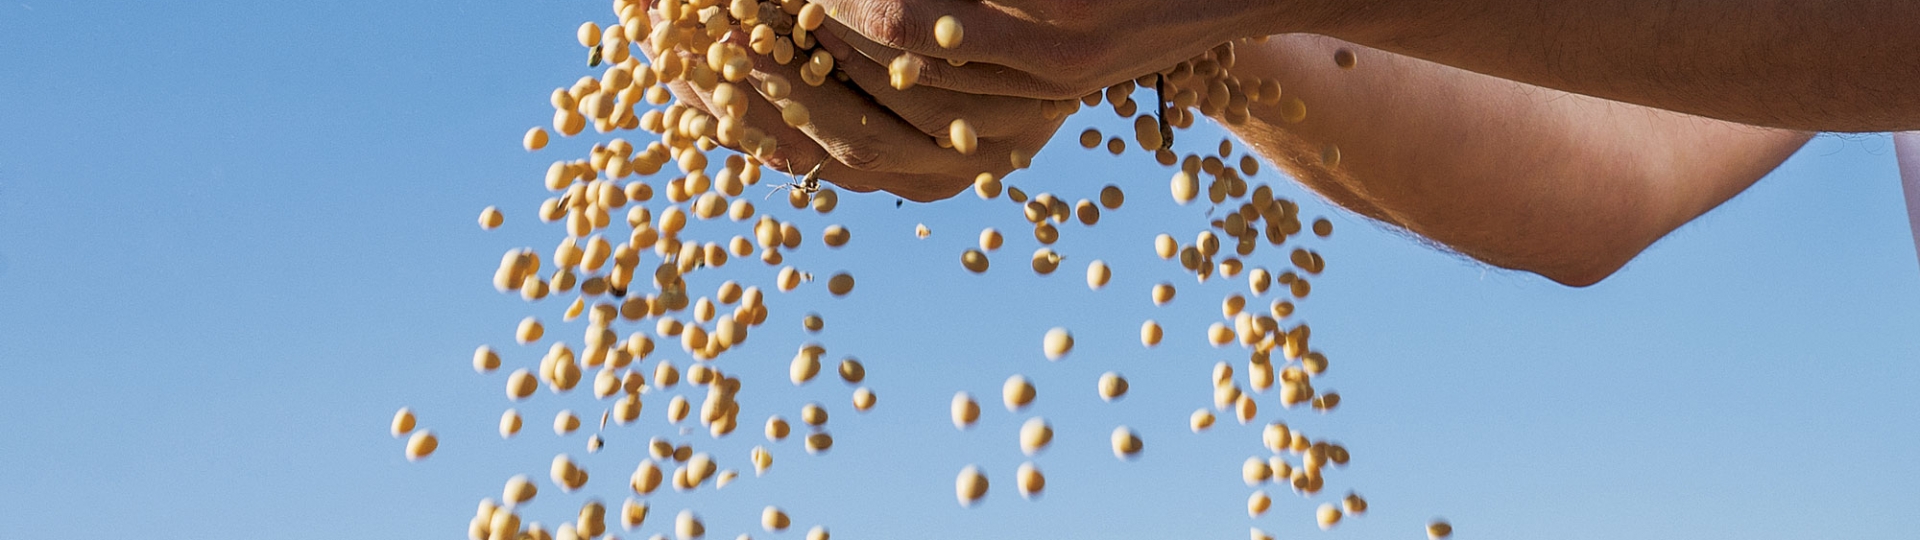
2 2 1917 540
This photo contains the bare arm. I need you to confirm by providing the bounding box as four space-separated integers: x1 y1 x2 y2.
1220 35 1812 285
1298 0 1920 132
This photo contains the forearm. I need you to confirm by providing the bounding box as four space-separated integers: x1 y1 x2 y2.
1289 0 1920 132
1219 35 1811 285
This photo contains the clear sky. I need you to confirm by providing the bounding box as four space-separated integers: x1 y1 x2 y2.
3 2 1918 540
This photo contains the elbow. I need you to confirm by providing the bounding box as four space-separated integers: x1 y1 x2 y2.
1511 237 1648 288
1534 258 1628 288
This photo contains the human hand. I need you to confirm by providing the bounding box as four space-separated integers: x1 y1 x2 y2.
640 10 1064 202
807 0 1294 99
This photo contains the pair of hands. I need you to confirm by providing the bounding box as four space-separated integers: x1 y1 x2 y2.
649 0 1274 200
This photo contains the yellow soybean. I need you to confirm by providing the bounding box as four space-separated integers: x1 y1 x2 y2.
1317 504 1343 530
933 16 963 48
1151 283 1175 305
1243 457 1271 486
1002 375 1035 411
822 225 850 247
765 415 791 441
1085 260 1111 289
951 392 980 429
1190 409 1215 432
403 431 437 460
1110 426 1142 459
973 173 1002 199
675 510 704 540
1140 320 1163 347
804 431 832 454
838 359 865 383
762 507 790 532
956 465 988 507
554 410 581 435
1248 490 1272 517
578 22 602 47
392 407 416 437
826 272 854 296
1042 327 1073 360
949 119 977 155
800 403 828 426
961 249 990 273
889 53 924 90
1343 492 1367 515
1097 372 1128 401
1031 248 1060 274
507 369 538 400
1170 171 1198 204
623 499 649 530
517 317 545 344
1019 417 1053 455
503 474 538 506
481 206 506 229
1016 462 1045 499
524 128 549 151
501 409 523 438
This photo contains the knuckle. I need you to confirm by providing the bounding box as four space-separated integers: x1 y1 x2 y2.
864 2 929 51
825 137 892 171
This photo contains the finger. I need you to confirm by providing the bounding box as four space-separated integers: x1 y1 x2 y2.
678 72 970 202
812 12 1081 99
812 25 1053 138
759 32 1056 187
737 39 979 176
806 0 1053 69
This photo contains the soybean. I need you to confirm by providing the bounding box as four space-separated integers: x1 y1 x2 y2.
1189 409 1216 432
1086 260 1111 289
501 409 523 438
481 206 506 229
1110 426 1143 459
948 119 977 155
956 465 988 507
933 16 963 48
1316 503 1342 530
961 249 990 273
1042 327 1073 360
406 430 437 461
1019 417 1053 456
951 392 980 429
517 317 545 344
1151 283 1176 305
1016 462 1045 499
826 272 854 296
392 407 416 437
1002 375 1035 411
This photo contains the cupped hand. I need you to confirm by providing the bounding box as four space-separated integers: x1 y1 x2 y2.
640 14 1064 201
807 0 1295 100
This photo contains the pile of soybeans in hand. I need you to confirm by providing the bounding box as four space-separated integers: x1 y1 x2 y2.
389 1 1453 540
